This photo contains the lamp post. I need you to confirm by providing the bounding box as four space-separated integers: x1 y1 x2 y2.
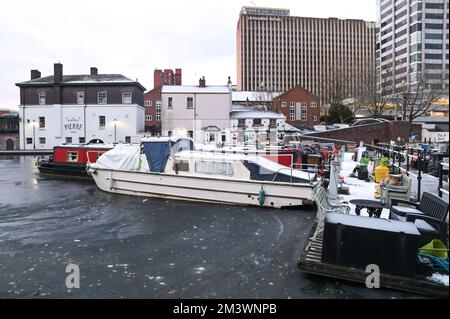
113 118 117 143
32 120 36 150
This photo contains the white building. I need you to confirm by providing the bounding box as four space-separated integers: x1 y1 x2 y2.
16 64 146 150
161 78 232 142
227 107 287 145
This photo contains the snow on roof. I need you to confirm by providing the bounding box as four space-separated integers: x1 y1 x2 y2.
232 91 282 101
16 74 145 90
161 85 230 94
230 110 285 119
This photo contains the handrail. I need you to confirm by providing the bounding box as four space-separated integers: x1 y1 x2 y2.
271 165 318 184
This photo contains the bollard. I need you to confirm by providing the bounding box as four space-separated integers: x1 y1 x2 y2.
417 151 422 202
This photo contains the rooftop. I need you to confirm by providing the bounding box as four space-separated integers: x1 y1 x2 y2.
232 91 282 102
16 74 143 87
230 110 285 120
161 85 230 94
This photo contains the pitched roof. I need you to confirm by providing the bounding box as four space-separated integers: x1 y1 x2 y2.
16 74 145 90
161 85 230 94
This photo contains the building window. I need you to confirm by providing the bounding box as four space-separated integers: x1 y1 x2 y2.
156 101 162 120
145 115 152 121
281 101 287 107
38 92 46 105
39 117 45 129
79 137 86 144
97 91 107 104
301 103 308 121
99 116 106 129
187 97 194 109
313 116 318 122
125 136 131 143
26 138 32 144
168 97 173 109
238 119 245 128
290 106 295 121
269 119 277 127
65 137 72 144
39 137 46 144
66 151 78 162
310 102 317 108
253 118 262 127
144 100 152 107
77 91 85 105
122 92 132 104
168 130 173 137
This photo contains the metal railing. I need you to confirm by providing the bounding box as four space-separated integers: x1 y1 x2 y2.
438 162 449 198
271 163 319 184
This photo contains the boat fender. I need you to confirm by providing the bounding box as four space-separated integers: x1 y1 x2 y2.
258 186 265 207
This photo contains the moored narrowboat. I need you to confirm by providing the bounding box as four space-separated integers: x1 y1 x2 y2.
36 144 113 178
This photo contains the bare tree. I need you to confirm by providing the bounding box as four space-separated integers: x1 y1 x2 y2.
321 64 350 107
396 73 445 137
355 67 392 118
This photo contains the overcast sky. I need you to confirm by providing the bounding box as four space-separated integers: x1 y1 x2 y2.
0 0 377 110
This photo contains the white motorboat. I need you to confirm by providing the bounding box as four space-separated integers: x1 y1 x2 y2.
87 137 320 208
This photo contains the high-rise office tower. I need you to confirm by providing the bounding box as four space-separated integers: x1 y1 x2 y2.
376 0 449 95
236 6 376 104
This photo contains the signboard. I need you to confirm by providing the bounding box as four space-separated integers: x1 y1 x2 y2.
64 117 83 133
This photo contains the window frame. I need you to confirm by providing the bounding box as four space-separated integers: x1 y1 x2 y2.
99 115 106 129
39 137 46 144
122 92 132 104
66 151 78 162
38 92 46 105
97 91 107 104
77 91 85 105
38 116 45 129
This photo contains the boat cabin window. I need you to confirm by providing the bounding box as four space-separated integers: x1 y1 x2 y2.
66 152 79 162
195 161 233 176
173 160 189 172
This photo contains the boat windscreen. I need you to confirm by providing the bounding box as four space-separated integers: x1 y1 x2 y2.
171 139 195 154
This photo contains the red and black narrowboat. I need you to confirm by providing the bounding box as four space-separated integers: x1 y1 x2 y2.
36 144 112 178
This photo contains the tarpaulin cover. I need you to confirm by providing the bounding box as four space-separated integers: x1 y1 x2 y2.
94 144 141 170
143 141 170 172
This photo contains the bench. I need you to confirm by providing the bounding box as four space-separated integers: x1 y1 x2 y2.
310 186 351 242
389 192 449 246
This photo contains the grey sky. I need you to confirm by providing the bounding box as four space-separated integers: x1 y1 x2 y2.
0 0 377 110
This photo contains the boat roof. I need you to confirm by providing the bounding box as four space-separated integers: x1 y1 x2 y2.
54 144 114 150
140 136 193 143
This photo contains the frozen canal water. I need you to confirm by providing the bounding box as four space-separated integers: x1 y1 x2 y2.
0 156 422 298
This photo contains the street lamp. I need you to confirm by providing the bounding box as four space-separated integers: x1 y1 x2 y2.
113 118 117 143
32 120 36 150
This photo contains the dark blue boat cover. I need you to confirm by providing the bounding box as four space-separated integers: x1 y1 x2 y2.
143 141 170 172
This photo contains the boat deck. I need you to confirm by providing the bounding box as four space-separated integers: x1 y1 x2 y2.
298 223 449 298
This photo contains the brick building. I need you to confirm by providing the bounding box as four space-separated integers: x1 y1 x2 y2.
16 63 146 149
0 111 19 150
144 68 182 134
272 86 321 128
154 69 182 87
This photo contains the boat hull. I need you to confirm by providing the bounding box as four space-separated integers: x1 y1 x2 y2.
89 167 318 208
37 160 90 179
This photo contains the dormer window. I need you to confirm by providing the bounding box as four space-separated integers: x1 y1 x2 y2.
38 92 46 105
97 91 107 104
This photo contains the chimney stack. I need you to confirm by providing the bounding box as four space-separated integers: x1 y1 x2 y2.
31 69 41 80
90 67 98 75
199 76 206 87
54 63 63 83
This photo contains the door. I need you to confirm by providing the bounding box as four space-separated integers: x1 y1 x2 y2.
5 138 14 150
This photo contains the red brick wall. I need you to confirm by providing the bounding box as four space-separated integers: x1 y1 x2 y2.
307 121 422 144
144 86 162 132
154 69 182 88
272 86 321 127
0 134 20 150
